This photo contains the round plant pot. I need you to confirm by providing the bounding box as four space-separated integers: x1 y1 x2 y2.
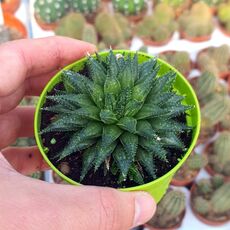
34 50 200 203
171 170 199 187
3 12 27 38
34 14 58 31
190 184 230 226
141 35 173 47
218 22 230 38
180 30 211 42
1 0 20 14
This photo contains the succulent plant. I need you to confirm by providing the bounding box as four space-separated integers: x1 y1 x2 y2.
220 107 230 130
159 51 191 76
211 183 230 215
137 3 177 42
196 179 213 195
179 2 213 38
71 0 101 15
34 0 70 24
193 0 225 6
211 175 224 189
40 50 192 185
95 12 131 46
186 154 208 170
193 196 211 215
197 45 230 76
209 131 230 176
201 95 230 128
82 24 98 45
148 190 186 228
55 13 86 39
112 0 146 16
218 2 230 32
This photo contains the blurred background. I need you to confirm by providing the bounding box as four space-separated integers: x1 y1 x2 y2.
0 0 230 229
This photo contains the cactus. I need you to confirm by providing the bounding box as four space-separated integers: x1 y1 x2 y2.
95 12 124 46
137 3 177 42
211 183 230 215
210 131 230 175
211 175 224 189
218 2 230 32
112 0 146 16
196 179 213 195
148 190 186 228
193 0 225 7
186 154 208 170
179 2 213 37
193 196 211 215
156 0 186 8
55 13 86 39
34 0 70 24
220 109 230 130
71 0 101 15
82 24 98 45
201 95 230 128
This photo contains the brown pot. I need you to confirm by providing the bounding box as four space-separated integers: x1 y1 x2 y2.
171 170 199 187
144 211 185 230
141 35 173 47
34 13 58 31
218 22 230 38
180 30 211 42
1 0 20 14
3 12 27 38
190 183 230 226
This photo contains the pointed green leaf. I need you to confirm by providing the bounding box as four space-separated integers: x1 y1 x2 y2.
128 164 144 185
120 132 138 163
117 117 137 133
75 106 100 121
80 146 97 181
87 56 107 85
100 110 118 124
136 120 156 138
94 141 117 171
125 100 143 117
113 144 131 179
88 83 104 109
135 104 165 120
137 148 156 179
79 121 102 140
107 50 119 78
41 105 73 114
161 132 185 150
104 73 121 96
102 125 123 146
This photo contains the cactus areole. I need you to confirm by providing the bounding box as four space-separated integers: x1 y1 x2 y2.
35 50 200 201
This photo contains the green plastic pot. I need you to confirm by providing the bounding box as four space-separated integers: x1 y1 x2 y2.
34 50 200 203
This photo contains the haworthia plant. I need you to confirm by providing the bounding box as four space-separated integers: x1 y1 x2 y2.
41 50 192 185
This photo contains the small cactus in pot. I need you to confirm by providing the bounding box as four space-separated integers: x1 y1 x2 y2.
136 3 177 46
34 0 70 30
146 190 186 229
112 0 146 22
206 131 230 179
159 51 192 77
191 177 230 225
178 2 214 42
171 153 208 186
217 1 230 35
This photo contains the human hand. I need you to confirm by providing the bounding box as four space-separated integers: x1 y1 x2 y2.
0 37 156 230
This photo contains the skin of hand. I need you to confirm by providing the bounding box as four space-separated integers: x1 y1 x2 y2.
0 36 156 230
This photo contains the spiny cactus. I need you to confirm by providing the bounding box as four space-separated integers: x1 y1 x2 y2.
148 190 186 228
211 183 230 215
196 179 213 195
82 24 98 45
40 50 192 185
71 0 101 15
34 0 70 24
55 13 86 39
211 175 224 189
193 196 211 215
209 131 230 176
179 2 213 38
218 2 230 32
95 12 125 46
201 95 230 128
220 108 230 130
137 3 177 42
159 51 191 76
112 0 146 16
186 154 208 170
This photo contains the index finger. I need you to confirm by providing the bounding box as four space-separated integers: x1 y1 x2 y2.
0 36 96 97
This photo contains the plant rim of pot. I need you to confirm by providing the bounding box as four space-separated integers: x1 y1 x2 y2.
34 50 200 201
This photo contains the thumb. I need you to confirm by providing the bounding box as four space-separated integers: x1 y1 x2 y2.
60 185 156 230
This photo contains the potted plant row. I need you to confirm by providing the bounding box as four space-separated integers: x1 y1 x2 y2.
34 50 200 202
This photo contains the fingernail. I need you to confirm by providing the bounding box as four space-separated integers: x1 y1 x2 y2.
133 192 156 227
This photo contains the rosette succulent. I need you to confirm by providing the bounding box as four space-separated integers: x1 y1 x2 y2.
40 50 192 185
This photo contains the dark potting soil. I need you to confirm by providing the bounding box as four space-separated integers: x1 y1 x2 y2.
40 75 193 189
